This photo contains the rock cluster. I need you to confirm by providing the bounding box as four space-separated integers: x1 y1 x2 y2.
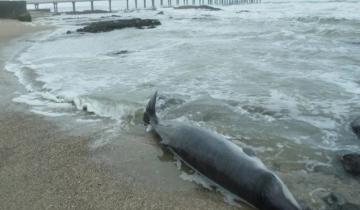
340 153 360 176
17 12 32 22
77 18 161 33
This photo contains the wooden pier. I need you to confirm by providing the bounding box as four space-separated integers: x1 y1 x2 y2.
26 0 261 13
27 0 112 13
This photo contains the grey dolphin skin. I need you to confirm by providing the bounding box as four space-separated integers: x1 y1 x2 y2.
143 92 302 210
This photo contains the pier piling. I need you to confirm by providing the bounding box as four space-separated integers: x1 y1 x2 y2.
72 1 75 13
53 2 58 13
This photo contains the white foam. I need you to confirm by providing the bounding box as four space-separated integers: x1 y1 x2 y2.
146 125 154 132
30 109 73 117
76 118 102 123
13 94 45 106
72 96 137 121
5 63 34 92
179 172 213 190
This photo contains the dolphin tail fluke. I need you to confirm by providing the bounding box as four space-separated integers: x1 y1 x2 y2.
143 91 158 126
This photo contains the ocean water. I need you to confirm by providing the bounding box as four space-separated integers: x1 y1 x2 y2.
6 0 360 208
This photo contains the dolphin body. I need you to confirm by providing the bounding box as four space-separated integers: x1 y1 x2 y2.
143 92 302 210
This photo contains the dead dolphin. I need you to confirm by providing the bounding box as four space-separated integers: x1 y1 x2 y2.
143 92 302 210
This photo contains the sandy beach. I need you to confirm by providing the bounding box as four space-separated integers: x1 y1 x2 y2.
0 20 237 210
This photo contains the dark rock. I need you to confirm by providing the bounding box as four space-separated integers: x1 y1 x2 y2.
350 117 360 138
17 12 32 22
77 18 161 33
66 30 72 34
157 11 164 15
236 10 250 13
174 5 221 11
340 153 360 175
114 50 129 55
109 50 130 55
322 192 360 210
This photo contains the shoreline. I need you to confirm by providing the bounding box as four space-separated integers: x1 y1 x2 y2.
0 19 237 210
0 20 50 113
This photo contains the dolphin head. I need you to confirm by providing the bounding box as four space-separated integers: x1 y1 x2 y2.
259 173 302 210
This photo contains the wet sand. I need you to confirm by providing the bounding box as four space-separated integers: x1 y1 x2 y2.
0 20 237 210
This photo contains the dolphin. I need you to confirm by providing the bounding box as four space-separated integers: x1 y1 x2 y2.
143 92 302 210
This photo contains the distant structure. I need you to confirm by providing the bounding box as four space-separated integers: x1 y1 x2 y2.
0 1 31 21
26 0 112 13
0 1 27 18
26 0 260 13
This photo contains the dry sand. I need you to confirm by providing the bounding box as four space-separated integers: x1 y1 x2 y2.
0 20 237 210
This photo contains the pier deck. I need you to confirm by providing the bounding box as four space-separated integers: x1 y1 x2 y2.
26 0 260 13
27 0 111 13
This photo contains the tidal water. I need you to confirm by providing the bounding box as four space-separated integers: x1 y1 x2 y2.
6 0 360 209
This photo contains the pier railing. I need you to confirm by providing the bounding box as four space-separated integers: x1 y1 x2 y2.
26 0 261 13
